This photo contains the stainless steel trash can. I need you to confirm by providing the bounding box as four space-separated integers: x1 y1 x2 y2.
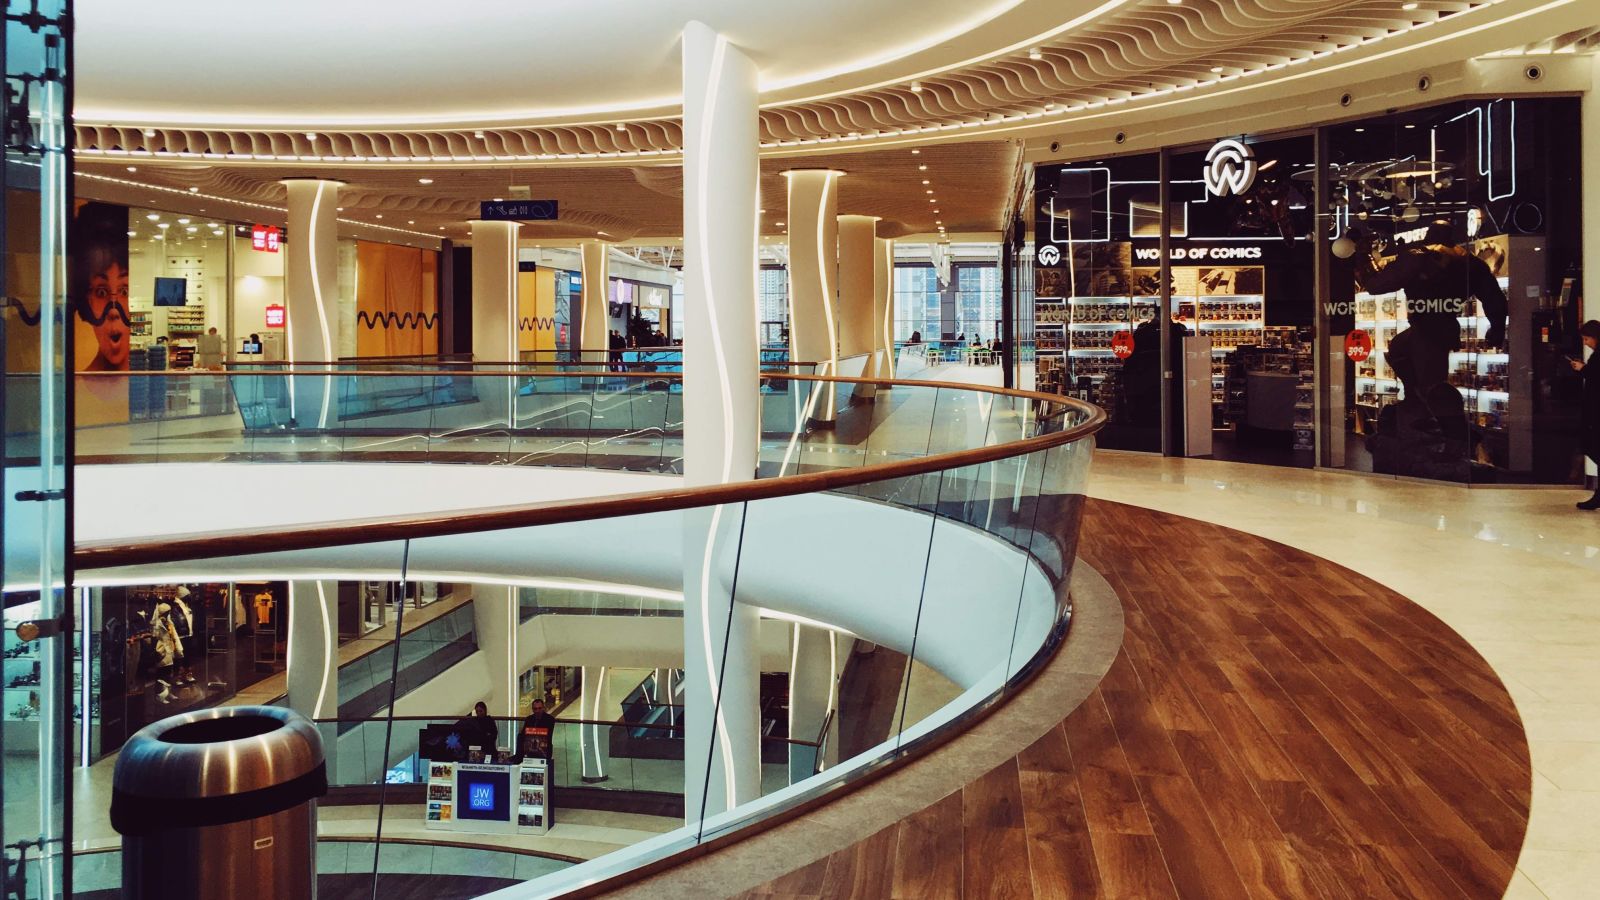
111 706 327 900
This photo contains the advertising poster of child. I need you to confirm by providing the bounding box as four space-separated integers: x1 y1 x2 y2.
72 201 131 424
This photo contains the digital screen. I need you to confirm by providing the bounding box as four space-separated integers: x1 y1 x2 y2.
154 277 188 307
454 769 510 822
240 340 262 354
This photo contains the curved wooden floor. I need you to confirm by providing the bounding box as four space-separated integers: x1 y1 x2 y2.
736 499 1531 900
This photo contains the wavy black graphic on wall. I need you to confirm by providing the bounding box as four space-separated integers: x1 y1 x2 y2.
5 297 44 327
519 316 557 332
357 310 439 331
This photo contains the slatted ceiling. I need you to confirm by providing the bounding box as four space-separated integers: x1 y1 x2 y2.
76 139 1015 242
73 0 1499 165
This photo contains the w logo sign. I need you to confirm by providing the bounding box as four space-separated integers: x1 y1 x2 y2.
1203 139 1257 197
1036 244 1062 266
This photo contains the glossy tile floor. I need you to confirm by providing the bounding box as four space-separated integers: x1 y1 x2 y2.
1089 454 1599 900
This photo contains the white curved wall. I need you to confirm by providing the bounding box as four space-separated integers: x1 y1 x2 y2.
73 463 1060 691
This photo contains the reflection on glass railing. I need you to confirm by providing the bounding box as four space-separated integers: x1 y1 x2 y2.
68 377 1101 896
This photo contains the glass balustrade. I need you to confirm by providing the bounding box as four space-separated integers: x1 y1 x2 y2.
65 373 1101 898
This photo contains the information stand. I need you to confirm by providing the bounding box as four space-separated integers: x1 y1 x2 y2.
424 757 550 836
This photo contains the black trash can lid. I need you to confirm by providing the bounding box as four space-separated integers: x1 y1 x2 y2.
111 706 326 835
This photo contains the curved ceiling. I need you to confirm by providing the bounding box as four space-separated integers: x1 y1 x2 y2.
76 0 1086 127
73 0 1536 165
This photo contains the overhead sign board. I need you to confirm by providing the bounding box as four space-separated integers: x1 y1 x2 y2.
479 200 559 221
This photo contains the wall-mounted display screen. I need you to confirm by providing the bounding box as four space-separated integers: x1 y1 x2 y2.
153 276 187 306
455 768 510 822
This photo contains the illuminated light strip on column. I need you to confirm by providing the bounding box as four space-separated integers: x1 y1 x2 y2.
314 581 333 717
507 586 518 721
817 172 840 418
694 30 742 807
788 624 801 748
308 181 336 429
881 239 896 379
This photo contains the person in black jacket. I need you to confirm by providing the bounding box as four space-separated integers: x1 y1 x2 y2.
458 701 499 756
1571 320 1600 510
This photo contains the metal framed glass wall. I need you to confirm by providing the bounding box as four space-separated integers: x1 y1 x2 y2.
2 2 73 896
1026 95 1587 485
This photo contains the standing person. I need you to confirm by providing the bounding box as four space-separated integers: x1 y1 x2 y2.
458 701 499 758
520 698 556 761
1571 320 1600 510
195 327 225 369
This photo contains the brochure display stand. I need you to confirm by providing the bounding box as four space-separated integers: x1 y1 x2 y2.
424 757 550 836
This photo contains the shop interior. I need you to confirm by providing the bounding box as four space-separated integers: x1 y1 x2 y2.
1028 97 1587 484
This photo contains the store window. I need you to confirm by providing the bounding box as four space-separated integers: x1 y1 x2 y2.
954 263 1002 344
759 266 788 348
893 263 940 342
1324 98 1584 484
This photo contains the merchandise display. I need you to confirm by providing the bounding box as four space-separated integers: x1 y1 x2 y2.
424 757 551 836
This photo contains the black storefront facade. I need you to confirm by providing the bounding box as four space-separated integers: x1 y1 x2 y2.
1021 96 1589 486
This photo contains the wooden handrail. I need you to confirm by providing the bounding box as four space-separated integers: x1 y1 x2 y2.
72 374 1104 571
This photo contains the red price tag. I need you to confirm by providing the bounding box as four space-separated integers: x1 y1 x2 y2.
1111 330 1135 360
1344 329 1373 362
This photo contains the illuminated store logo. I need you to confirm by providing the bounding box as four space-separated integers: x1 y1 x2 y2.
1037 244 1062 266
251 224 281 253
1203 140 1257 197
265 304 286 328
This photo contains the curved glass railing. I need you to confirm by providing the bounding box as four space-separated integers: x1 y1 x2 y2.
68 372 1102 897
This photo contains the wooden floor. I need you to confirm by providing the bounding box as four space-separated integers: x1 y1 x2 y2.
737 499 1532 899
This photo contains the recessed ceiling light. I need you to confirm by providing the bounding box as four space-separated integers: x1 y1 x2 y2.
912 149 921 155
1402 1 1418 8
926 189 934 194
145 213 159 221
615 123 627 131
376 214 384 219
1210 66 1224 73
188 187 199 193
418 178 433 184
142 128 156 137
933 209 940 213
935 220 942 224
126 166 137 172
126 230 137 237
185 226 198 232
910 81 923 93
177 218 190 224
918 164 928 171
493 197 503 202
305 132 318 140
336 207 344 211
1355 127 1366 132
928 198 936 203
1404 124 1417 129
473 130 485 139
157 223 170 229
1167 0 1181 4
922 180 930 185
408 220 415 224
1028 48 1043 60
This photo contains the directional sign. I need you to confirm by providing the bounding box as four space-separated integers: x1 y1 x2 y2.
479 200 559 221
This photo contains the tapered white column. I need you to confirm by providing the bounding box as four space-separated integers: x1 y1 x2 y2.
470 584 519 724
469 220 520 364
287 579 339 777
282 179 341 428
580 241 611 363
786 169 841 421
681 19 762 817
839 215 879 401
875 237 895 380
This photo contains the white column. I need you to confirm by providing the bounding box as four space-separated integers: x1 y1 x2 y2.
787 624 838 781
469 220 520 364
1585 56 1600 480
470 220 519 427
580 241 611 363
786 169 842 421
876 237 895 380
579 665 611 782
287 579 339 778
839 216 879 403
282 179 341 428
470 584 519 726
681 18 762 817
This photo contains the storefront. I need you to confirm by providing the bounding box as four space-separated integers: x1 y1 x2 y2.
1026 96 1586 485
